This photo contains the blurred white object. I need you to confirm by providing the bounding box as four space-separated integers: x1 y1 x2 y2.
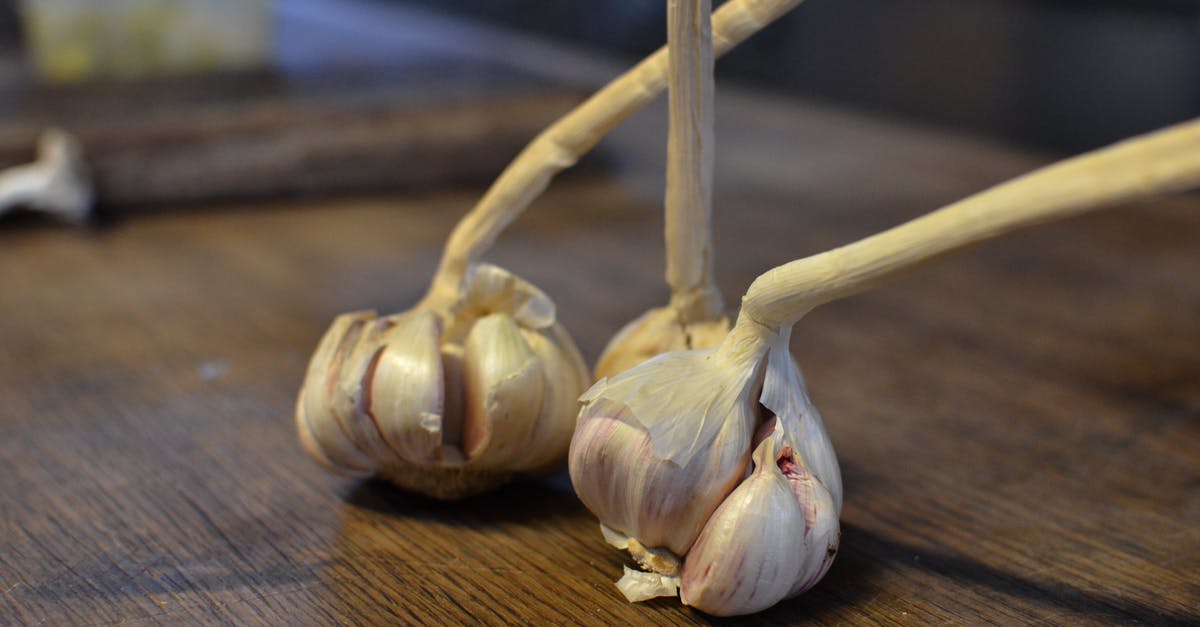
19 0 272 82
0 130 92 224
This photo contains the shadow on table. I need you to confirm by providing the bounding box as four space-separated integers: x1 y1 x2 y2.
342 472 588 527
837 523 1193 624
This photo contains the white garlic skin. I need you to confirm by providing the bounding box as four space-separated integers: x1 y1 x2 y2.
679 425 839 616
296 264 589 499
572 318 843 616
569 332 768 558
569 396 752 557
593 306 730 381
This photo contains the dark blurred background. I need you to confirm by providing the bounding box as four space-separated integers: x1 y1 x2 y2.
404 0 1200 152
0 0 1195 212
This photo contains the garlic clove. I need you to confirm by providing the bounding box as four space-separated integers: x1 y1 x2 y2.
460 312 546 468
679 426 839 616
296 311 379 477
516 323 591 473
760 327 843 513
327 317 407 463
366 309 445 464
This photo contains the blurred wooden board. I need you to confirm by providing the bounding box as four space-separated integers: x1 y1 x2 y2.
0 66 583 210
0 0 591 211
1 85 1198 626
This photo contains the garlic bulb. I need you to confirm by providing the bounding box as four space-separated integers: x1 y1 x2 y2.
575 1 839 607
297 263 589 499
571 313 842 614
572 117 1200 615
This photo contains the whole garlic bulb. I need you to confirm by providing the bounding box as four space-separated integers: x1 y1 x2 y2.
297 263 589 499
569 315 842 615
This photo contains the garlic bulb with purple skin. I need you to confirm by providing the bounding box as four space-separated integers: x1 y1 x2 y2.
570 314 843 614
679 421 839 615
297 263 589 499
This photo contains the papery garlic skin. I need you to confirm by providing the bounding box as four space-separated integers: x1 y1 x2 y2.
679 425 839 616
296 263 589 499
761 327 842 513
570 395 751 557
572 315 843 615
569 321 770 557
594 306 731 380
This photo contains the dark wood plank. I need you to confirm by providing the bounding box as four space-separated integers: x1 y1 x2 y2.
1 86 1197 625
0 67 583 209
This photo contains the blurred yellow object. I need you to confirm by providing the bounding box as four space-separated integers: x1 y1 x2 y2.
19 0 272 82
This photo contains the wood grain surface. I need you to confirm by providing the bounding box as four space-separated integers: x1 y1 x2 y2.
1 86 1198 625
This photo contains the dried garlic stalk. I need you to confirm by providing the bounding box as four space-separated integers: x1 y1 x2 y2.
420 0 811 310
594 0 730 381
571 118 1200 615
298 0 808 498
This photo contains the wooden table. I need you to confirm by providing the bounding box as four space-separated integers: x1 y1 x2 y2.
2 80 1198 624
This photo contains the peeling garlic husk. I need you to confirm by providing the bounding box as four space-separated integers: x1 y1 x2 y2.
297 263 590 499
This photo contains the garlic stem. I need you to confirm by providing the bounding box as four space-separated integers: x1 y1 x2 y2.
740 118 1200 329
422 0 808 308
665 0 723 324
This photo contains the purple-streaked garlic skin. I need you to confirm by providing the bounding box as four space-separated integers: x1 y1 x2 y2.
296 311 378 477
679 429 839 616
296 264 589 499
570 320 774 566
569 397 752 557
